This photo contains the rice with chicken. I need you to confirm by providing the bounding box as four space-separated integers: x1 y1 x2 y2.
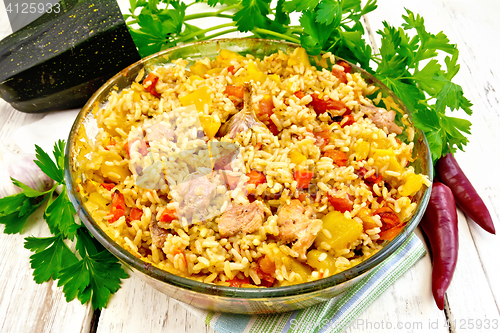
74 47 430 287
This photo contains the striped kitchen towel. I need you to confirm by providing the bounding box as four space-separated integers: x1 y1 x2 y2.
178 232 426 333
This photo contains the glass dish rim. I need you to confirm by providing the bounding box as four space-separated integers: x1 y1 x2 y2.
65 38 433 300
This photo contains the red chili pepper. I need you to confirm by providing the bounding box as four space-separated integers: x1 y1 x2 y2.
419 182 459 310
436 154 495 234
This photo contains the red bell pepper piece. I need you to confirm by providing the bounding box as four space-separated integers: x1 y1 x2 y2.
110 191 126 223
143 73 161 97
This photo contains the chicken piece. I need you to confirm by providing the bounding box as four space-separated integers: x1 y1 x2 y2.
177 171 217 223
361 105 403 135
218 83 266 139
292 219 323 260
145 122 176 143
277 200 313 241
277 200 322 260
149 216 169 248
218 201 269 237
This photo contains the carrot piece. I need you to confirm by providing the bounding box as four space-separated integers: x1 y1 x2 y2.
110 191 126 223
327 196 353 213
247 170 267 187
101 182 116 191
374 207 401 231
129 208 143 221
294 170 314 189
341 114 355 127
378 224 405 241
227 65 237 75
332 68 347 84
313 129 332 149
310 93 347 115
324 149 348 166
294 91 306 99
159 208 177 223
227 276 250 287
224 85 244 98
336 60 352 74
258 255 275 275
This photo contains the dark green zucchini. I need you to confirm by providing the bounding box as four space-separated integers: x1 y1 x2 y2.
0 0 141 113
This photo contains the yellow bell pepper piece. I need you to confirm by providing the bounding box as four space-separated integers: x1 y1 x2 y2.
289 257 311 282
288 47 311 68
207 68 223 75
217 49 244 64
370 149 403 173
306 250 336 272
315 211 363 251
398 173 424 197
269 74 280 84
289 149 307 165
88 192 111 208
179 85 211 112
189 62 210 77
101 162 131 183
187 75 203 83
354 141 370 161
199 114 221 139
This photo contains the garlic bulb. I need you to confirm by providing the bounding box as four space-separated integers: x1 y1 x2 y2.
0 145 54 198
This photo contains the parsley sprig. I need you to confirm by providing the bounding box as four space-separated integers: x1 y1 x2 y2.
0 140 128 310
126 0 472 163
372 10 472 162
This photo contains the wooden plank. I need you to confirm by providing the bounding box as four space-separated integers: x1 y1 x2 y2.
364 0 500 331
344 229 448 332
0 11 95 331
95 273 214 333
0 204 95 333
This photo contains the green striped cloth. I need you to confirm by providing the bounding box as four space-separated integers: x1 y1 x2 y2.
178 232 426 333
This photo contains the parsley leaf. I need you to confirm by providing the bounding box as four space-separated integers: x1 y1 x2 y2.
375 8 472 162
10 178 54 198
34 144 64 184
44 186 79 240
58 227 128 309
234 0 271 32
24 234 78 283
316 0 342 26
0 193 47 234
283 0 320 13
58 251 128 310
